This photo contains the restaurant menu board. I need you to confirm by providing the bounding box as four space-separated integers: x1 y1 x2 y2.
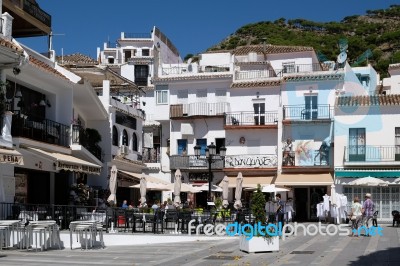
14 173 27 203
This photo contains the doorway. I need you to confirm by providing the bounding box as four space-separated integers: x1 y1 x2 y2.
294 188 308 222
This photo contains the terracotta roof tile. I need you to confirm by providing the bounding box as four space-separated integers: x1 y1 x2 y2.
29 56 69 80
231 80 281 88
284 73 344 82
336 94 400 107
233 44 314 56
153 74 232 83
0 37 24 55
56 53 98 66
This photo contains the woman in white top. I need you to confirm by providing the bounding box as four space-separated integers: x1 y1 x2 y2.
350 196 363 237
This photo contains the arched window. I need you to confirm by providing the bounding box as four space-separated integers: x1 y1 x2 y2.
112 126 119 146
122 129 129 146
132 133 138 152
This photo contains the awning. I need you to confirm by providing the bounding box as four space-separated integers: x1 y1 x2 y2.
275 173 333 186
118 170 169 185
0 148 23 165
335 170 400 178
25 147 102 175
226 176 274 188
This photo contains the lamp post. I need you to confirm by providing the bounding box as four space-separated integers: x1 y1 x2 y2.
194 142 226 204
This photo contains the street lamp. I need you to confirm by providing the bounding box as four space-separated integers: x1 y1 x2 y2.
194 142 227 204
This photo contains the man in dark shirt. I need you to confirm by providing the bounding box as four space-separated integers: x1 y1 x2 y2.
276 193 285 228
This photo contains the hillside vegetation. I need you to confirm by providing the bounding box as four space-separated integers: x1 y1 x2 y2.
207 5 400 77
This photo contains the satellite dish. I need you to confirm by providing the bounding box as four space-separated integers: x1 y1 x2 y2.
337 52 347 64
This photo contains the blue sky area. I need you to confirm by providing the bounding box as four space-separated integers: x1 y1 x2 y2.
18 0 396 60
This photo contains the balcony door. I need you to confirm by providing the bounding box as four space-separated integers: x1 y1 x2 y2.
177 139 187 155
396 127 400 161
253 102 265 125
196 139 207 156
349 128 366 161
304 95 318 120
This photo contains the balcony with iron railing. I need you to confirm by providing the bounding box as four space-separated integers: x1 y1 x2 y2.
11 111 69 147
344 145 400 165
122 32 152 39
282 150 330 168
110 98 146 120
142 147 160 163
71 125 102 161
224 111 278 129
160 64 231 76
169 155 224 170
170 102 230 119
234 63 331 81
283 104 333 122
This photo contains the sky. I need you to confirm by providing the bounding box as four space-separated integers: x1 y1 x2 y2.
18 0 396 60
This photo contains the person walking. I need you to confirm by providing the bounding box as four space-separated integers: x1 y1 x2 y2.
362 193 375 234
275 193 285 228
350 196 362 237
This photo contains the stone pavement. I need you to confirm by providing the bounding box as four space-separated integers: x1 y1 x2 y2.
0 223 399 265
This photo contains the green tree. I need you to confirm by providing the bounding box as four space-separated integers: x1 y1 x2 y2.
251 184 266 224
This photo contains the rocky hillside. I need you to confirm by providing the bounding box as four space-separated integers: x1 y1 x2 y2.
206 5 400 77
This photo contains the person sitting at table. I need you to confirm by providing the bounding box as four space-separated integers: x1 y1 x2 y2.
152 200 160 211
166 200 176 210
122 200 128 209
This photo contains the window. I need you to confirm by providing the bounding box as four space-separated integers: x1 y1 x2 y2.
215 138 225 154
395 128 400 161
177 139 187 155
112 126 119 146
142 49 150 56
349 128 365 161
132 133 138 152
253 102 265 125
134 65 149 86
282 62 295 73
107 57 114 64
122 129 128 146
304 95 318 120
124 50 131 62
196 89 207 102
196 139 207 156
156 85 168 104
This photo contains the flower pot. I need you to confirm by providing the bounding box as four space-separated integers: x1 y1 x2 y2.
239 235 279 253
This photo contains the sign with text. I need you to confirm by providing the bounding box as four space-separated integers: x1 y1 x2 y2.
225 155 277 168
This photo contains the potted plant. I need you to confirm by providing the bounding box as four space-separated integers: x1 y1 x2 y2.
239 184 279 253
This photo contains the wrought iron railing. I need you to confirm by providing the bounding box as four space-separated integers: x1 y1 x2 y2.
142 148 160 163
23 0 52 27
283 104 333 120
345 145 400 162
282 150 330 167
11 111 69 147
170 102 230 118
123 32 152 39
224 111 278 126
169 155 224 170
71 125 102 161
161 65 231 75
235 69 278 80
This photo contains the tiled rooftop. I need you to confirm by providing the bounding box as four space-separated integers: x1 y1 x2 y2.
0 37 25 55
388 63 400 70
233 44 314 56
336 94 400 106
153 74 233 83
231 80 281 88
56 53 98 66
284 73 344 82
29 56 69 80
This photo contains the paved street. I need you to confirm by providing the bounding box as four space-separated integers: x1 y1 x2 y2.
0 224 399 265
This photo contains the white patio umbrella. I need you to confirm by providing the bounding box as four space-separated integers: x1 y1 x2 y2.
262 184 290 193
107 165 117 206
174 169 182 207
330 184 339 224
391 177 400 184
140 176 147 206
221 176 229 208
130 182 169 191
234 172 243 210
346 176 390 186
165 183 201 193
197 184 223 192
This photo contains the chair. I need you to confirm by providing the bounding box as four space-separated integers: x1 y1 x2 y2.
392 210 400 227
152 209 164 234
231 116 239 125
164 210 179 231
179 211 192 233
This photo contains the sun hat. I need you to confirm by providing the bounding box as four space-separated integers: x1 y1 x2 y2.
365 193 372 198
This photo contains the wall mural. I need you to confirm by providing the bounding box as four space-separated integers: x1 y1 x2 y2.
225 154 278 168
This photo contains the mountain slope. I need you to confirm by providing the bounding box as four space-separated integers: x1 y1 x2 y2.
207 5 400 77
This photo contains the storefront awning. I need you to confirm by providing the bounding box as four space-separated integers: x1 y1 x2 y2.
335 170 400 178
25 147 102 175
226 176 274 188
118 170 169 185
275 173 333 186
0 148 23 165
